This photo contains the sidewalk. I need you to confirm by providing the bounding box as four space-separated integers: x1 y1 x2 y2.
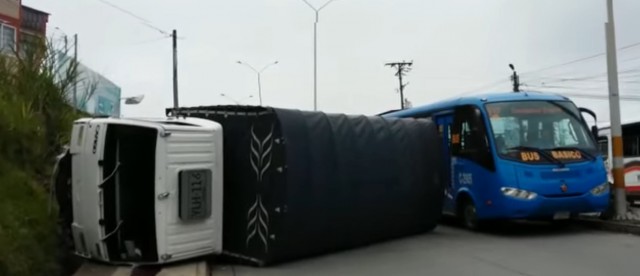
576 206 640 236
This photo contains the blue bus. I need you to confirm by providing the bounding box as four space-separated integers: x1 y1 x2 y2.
382 91 610 229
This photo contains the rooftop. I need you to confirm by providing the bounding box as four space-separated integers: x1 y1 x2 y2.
21 5 49 33
21 5 49 16
381 90 571 117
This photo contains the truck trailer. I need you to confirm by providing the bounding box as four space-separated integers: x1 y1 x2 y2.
54 105 445 266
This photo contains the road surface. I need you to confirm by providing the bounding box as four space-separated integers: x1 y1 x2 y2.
211 222 640 276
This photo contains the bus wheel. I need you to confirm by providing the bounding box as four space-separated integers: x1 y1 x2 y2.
460 200 480 230
599 182 615 220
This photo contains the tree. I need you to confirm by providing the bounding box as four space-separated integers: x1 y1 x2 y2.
0 36 87 276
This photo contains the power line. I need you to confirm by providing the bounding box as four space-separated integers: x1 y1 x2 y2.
521 61 640 82
129 35 171 46
522 85 640 101
522 53 605 76
559 92 640 101
521 41 640 77
453 78 509 97
407 50 640 102
96 0 170 36
525 68 640 85
621 56 640 63
94 0 180 111
526 84 606 91
535 78 640 85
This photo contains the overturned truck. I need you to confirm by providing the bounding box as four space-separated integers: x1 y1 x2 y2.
55 105 445 266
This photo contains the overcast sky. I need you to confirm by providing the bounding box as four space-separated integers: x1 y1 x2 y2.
25 0 640 122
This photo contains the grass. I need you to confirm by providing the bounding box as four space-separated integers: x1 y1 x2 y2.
0 159 60 275
0 38 88 275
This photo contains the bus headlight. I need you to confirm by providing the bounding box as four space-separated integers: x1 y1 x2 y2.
501 187 538 200
590 183 609 196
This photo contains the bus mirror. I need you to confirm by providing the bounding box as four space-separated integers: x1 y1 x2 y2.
578 107 599 139
579 107 597 122
591 125 599 140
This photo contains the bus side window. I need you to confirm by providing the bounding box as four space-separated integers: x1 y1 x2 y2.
623 136 640 157
622 123 640 158
452 105 495 171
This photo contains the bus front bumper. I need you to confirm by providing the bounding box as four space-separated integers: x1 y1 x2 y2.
481 192 610 220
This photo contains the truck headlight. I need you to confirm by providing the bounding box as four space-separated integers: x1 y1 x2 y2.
501 187 538 200
590 183 609 196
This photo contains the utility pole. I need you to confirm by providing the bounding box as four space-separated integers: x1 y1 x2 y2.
605 0 626 219
385 61 413 109
172 29 179 110
73 34 78 108
301 0 337 111
509 63 520 92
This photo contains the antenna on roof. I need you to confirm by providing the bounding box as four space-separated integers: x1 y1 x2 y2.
509 63 520 92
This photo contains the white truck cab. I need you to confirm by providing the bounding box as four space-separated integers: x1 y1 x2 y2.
62 116 223 264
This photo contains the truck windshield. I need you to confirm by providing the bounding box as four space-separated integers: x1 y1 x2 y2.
486 100 596 157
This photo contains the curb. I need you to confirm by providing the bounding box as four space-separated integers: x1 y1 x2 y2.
157 261 209 276
73 260 209 276
575 217 640 236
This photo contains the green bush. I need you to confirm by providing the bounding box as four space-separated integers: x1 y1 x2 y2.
0 38 86 275
0 160 59 276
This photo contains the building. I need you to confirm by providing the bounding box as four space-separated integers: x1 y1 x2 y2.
55 50 123 117
78 63 123 117
3 1 122 117
0 0 121 116
0 0 48 54
20 5 49 53
0 0 20 53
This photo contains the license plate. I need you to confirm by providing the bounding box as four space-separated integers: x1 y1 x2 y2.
553 211 571 220
179 169 212 221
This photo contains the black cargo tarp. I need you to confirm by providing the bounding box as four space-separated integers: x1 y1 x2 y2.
167 106 445 266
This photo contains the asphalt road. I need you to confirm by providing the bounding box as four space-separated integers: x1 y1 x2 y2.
211 222 640 276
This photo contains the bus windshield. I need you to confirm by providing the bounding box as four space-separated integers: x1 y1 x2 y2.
485 100 596 156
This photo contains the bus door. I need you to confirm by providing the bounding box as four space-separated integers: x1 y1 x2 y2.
450 105 495 213
434 113 455 214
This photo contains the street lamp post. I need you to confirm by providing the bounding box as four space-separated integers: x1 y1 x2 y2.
117 95 144 117
220 93 254 105
237 61 278 106
300 0 337 111
121 95 145 105
54 27 79 108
